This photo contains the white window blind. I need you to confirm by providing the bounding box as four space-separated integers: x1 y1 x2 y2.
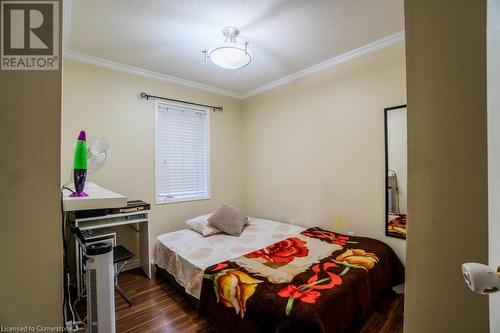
155 101 209 203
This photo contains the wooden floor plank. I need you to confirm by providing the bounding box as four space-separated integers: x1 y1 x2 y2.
115 268 403 333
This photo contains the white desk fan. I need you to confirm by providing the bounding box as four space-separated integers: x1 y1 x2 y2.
87 137 111 175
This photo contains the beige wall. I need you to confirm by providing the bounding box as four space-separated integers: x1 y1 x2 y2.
242 43 407 263
488 0 500 330
0 2 62 326
404 0 489 332
62 60 244 251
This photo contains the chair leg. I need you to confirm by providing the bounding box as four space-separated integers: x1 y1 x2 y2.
115 283 133 306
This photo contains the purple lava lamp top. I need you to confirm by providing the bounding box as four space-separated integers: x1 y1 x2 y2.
77 130 86 141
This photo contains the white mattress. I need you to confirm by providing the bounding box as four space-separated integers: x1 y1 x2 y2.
154 217 305 299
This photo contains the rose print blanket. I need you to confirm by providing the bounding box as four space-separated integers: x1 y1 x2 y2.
199 227 404 333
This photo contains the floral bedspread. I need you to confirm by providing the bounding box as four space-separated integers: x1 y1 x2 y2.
199 227 404 333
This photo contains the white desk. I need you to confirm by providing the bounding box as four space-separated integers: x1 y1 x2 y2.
63 183 151 295
62 182 127 212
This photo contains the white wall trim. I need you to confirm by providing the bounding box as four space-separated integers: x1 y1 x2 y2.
63 0 72 51
63 31 404 100
64 50 244 99
240 31 405 99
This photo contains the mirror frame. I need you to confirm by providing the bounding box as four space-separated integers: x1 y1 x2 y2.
384 104 407 239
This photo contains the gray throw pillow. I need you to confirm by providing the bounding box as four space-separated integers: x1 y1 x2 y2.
208 204 248 236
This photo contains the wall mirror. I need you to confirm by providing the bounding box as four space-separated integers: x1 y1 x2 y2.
384 105 407 239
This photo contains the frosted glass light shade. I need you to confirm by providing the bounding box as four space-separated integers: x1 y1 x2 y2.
208 43 252 70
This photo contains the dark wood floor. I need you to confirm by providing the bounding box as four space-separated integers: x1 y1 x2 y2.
115 268 404 333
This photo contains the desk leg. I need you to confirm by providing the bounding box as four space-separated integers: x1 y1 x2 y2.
139 222 151 278
75 238 82 296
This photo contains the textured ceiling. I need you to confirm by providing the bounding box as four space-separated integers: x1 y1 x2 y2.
67 0 404 95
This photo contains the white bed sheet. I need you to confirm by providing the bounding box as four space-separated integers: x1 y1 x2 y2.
154 217 305 299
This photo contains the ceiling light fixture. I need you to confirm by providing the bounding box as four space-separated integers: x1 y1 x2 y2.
203 26 252 70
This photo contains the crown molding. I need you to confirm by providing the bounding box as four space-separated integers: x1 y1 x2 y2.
63 50 245 99
240 31 405 99
63 31 404 100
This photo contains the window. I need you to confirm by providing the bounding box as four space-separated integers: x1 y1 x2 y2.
155 101 210 203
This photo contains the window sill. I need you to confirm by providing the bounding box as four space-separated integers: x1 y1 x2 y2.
155 195 211 205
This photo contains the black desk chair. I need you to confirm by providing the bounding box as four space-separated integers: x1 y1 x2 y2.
113 245 134 306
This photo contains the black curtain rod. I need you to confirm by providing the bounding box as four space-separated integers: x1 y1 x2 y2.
139 92 223 112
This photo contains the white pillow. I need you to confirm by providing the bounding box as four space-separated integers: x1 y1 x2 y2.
185 213 221 237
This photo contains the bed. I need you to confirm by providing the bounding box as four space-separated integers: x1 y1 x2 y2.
154 217 305 298
154 218 404 333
